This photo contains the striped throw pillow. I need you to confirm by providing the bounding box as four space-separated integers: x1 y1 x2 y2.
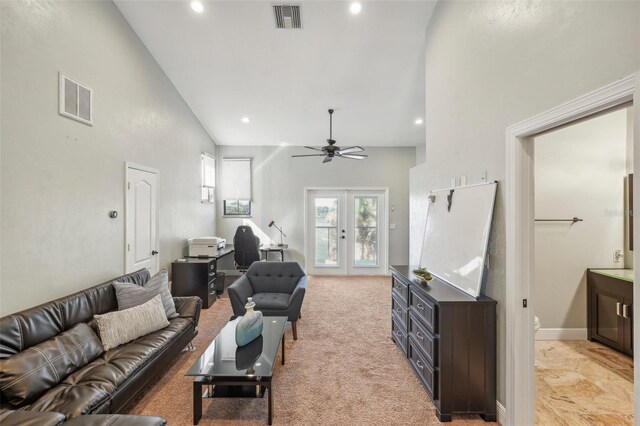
113 269 177 319
94 295 169 351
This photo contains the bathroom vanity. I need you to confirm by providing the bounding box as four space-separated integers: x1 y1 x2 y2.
587 269 633 357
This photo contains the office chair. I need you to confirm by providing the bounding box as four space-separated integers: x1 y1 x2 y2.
233 225 261 271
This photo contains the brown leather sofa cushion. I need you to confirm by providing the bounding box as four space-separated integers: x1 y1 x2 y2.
0 323 104 406
23 318 191 419
64 414 167 426
0 409 65 426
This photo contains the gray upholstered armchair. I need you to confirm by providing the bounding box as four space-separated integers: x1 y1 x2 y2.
228 261 307 340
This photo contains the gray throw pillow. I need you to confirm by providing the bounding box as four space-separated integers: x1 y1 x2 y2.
94 295 169 351
113 269 177 319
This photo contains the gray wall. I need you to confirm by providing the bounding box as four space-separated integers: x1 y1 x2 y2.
215 146 415 273
534 108 628 331
421 0 640 406
0 0 216 315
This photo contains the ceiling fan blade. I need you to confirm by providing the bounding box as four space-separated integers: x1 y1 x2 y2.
323 156 333 163
292 154 325 157
338 146 364 154
339 154 368 160
304 146 324 152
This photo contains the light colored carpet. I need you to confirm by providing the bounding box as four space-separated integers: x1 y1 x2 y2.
128 276 496 425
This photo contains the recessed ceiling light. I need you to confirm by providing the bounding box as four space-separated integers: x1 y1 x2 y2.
349 2 362 15
241 117 250 124
415 118 424 125
190 1 204 13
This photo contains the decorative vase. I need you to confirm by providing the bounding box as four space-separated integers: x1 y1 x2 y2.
235 297 264 347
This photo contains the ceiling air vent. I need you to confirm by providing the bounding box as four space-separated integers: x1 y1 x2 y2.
273 5 301 29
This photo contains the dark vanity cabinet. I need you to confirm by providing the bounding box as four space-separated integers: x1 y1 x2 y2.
587 269 633 357
390 265 497 422
171 258 218 308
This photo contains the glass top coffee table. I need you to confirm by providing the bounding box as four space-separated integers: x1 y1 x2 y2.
187 316 287 425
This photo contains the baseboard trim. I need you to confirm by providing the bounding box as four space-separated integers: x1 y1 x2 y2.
535 328 587 341
497 401 506 425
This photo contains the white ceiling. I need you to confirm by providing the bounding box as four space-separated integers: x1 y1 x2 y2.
115 1 436 147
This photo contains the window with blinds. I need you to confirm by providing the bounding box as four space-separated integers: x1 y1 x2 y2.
201 153 216 203
221 158 251 216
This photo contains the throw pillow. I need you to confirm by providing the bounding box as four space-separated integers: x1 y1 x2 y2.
0 323 104 406
113 269 177 319
94 295 169 351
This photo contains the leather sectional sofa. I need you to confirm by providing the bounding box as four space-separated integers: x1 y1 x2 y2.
0 268 202 425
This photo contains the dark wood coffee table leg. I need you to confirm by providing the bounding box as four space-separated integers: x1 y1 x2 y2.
281 334 285 365
267 380 273 425
193 380 202 425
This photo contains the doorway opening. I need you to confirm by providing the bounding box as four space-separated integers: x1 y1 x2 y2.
505 73 639 425
533 107 634 424
304 188 389 275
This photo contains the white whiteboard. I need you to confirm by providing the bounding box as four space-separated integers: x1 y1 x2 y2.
420 182 497 298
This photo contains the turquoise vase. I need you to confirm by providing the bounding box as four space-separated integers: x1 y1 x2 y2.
235 297 264 347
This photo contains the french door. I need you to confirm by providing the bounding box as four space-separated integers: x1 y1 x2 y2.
306 189 388 275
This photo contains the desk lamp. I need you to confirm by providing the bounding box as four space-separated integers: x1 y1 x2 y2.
267 220 286 247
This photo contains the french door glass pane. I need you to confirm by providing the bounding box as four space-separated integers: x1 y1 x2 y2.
315 198 338 266
354 197 378 266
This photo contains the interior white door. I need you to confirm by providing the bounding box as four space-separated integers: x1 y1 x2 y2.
306 189 387 276
126 165 159 275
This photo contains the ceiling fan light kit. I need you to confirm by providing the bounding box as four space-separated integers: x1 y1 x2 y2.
292 109 367 163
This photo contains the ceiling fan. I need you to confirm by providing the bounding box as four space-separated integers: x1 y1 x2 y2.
291 109 367 163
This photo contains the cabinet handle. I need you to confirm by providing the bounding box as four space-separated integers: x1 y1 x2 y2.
395 330 401 337
416 360 424 369
209 272 216 277
623 304 631 319
395 308 402 314
417 303 424 309
416 331 424 340
617 302 622 316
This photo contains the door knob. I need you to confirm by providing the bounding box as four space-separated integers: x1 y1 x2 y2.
341 229 346 233
151 250 159 255
340 236 346 239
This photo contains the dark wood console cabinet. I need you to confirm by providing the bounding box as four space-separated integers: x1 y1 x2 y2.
390 265 497 422
587 269 633 357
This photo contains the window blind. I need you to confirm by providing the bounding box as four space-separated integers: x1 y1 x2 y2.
220 158 251 200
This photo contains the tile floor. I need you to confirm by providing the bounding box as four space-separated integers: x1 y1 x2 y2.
536 340 634 425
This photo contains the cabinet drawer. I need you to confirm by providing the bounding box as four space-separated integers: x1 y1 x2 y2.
392 276 409 305
392 316 408 356
409 288 436 333
409 338 437 399
392 295 408 329
409 311 436 367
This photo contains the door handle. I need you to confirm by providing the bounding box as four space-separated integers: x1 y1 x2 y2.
617 302 622 316
151 250 158 255
341 229 346 233
340 236 346 239
623 304 631 319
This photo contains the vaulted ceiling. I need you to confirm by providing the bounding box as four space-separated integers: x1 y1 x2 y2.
115 1 436 147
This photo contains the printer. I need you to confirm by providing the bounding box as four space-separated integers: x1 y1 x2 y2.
187 237 226 257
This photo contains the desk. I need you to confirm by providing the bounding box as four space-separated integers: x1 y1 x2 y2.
260 245 288 262
172 248 234 308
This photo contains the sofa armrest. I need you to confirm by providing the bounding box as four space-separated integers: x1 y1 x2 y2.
64 415 166 426
227 275 255 316
173 296 202 326
0 410 65 426
288 275 308 318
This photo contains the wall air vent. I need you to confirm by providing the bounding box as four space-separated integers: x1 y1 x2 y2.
59 73 93 126
273 5 301 29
